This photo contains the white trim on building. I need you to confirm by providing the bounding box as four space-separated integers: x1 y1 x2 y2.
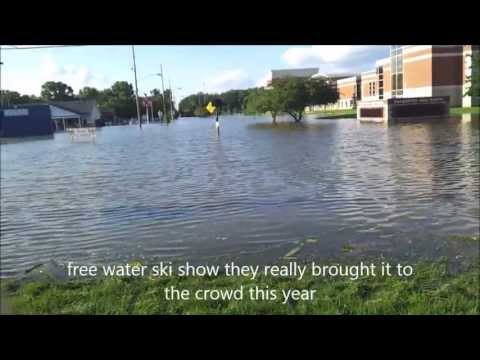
337 76 358 85
375 57 390 67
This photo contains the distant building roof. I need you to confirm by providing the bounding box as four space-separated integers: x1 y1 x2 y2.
5 100 101 124
312 72 357 80
271 68 319 79
49 99 101 124
49 99 98 117
49 105 82 119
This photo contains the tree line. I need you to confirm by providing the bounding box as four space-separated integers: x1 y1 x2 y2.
0 81 178 121
182 55 480 124
245 77 338 123
4 54 477 124
180 77 339 123
179 88 254 117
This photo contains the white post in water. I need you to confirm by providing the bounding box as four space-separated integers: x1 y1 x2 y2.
144 94 150 124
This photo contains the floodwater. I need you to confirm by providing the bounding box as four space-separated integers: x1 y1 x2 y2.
1 115 479 277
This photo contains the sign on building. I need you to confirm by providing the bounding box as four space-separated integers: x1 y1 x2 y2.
3 109 29 117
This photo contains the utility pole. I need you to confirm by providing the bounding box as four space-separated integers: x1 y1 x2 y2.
168 78 174 121
159 65 167 122
131 45 142 128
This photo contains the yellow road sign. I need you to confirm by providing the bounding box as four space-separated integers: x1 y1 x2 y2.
206 101 216 114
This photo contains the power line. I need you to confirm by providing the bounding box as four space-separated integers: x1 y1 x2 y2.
1 45 89 51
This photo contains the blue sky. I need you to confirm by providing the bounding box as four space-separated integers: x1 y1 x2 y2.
1 45 389 101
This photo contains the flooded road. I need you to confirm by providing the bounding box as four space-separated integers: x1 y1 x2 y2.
1 115 479 277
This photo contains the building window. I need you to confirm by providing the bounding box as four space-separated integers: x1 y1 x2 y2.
391 46 403 97
377 66 384 99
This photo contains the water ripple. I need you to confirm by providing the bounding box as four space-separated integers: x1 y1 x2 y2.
1 116 479 276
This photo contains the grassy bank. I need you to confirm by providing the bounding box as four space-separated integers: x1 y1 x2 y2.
309 106 479 119
2 262 478 315
450 106 480 115
308 109 357 119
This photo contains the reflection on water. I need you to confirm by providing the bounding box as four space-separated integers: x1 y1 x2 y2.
0 135 54 144
249 121 329 131
462 113 472 123
1 115 479 276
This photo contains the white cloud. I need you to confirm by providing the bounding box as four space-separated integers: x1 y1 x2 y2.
38 55 108 92
3 54 109 96
282 45 355 66
204 69 252 93
256 71 271 87
281 45 389 73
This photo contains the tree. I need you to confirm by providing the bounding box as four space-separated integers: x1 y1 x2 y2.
149 88 165 120
262 89 284 124
180 89 255 117
41 81 74 101
100 81 136 118
466 50 479 98
306 78 339 109
244 78 338 123
110 81 134 99
272 77 338 122
179 92 209 117
221 89 250 114
245 88 283 124
79 86 101 100
164 89 174 120
0 90 41 106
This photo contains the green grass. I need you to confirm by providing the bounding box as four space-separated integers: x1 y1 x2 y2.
309 109 357 119
308 106 479 119
341 244 355 253
2 262 478 315
447 235 479 243
449 106 480 115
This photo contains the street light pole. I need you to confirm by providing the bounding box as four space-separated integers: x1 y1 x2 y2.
159 65 167 122
131 45 142 128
